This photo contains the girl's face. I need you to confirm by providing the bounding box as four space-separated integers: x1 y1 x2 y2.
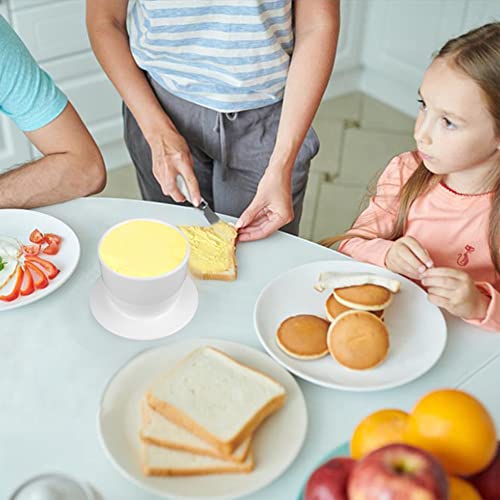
414 57 500 192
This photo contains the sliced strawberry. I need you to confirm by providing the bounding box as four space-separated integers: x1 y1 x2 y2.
25 255 60 280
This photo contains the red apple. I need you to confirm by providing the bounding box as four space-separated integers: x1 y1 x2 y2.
305 457 356 500
466 442 500 500
347 443 449 500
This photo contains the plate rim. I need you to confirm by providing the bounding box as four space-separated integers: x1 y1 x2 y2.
97 338 308 500
254 259 447 392
0 209 81 312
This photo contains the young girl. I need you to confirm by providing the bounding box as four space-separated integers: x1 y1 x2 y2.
322 22 500 332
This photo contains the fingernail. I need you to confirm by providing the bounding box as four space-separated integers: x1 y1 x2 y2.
418 266 426 273
235 219 242 228
427 261 433 268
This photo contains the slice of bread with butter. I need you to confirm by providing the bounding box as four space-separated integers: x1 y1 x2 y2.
180 221 237 281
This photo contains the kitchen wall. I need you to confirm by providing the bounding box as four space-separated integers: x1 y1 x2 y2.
0 0 499 174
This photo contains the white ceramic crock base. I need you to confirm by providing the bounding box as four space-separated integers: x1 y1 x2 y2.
89 276 198 340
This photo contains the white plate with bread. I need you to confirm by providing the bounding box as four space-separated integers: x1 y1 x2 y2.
98 339 307 499
254 260 447 391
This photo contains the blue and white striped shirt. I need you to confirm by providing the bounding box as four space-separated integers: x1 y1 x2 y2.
128 0 294 112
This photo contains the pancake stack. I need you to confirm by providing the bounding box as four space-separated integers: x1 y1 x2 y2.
275 274 400 371
326 283 394 369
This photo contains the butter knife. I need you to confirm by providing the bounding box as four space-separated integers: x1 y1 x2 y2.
176 174 220 225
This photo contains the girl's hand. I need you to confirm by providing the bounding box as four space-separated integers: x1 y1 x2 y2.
421 267 490 320
148 129 201 206
236 170 293 242
385 236 434 279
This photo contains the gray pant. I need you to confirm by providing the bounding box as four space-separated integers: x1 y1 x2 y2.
123 75 320 235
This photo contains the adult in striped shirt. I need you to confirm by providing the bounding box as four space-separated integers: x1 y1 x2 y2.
87 1 339 241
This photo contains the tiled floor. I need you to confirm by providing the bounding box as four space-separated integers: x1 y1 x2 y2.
96 92 416 242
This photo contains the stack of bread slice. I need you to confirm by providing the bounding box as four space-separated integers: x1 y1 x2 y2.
140 346 286 476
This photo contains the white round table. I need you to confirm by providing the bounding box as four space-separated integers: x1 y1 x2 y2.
2 198 500 499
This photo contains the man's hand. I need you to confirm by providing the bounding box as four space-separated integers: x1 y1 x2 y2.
385 236 434 279
421 267 490 320
149 130 201 206
236 170 293 242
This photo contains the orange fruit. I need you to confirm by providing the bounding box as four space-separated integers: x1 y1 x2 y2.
448 476 482 500
350 409 409 459
405 389 497 476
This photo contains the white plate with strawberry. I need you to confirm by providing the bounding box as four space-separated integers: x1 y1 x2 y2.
0 209 80 311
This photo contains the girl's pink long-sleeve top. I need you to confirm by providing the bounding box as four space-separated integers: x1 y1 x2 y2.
338 152 500 332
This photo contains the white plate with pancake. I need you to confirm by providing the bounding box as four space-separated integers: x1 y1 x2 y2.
0 209 80 312
98 338 307 499
254 260 447 391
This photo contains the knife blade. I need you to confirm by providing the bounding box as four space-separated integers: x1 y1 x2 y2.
176 174 220 225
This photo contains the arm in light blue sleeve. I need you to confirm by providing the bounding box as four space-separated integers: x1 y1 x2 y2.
0 16 68 132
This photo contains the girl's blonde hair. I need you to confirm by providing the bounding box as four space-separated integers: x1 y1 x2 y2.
321 22 500 273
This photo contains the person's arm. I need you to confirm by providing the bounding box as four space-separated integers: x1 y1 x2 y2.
421 269 500 332
0 102 105 208
86 0 200 204
336 155 417 267
236 0 340 241
468 283 500 332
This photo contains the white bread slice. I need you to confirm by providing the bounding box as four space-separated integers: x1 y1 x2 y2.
140 399 251 463
179 221 237 281
141 442 254 476
146 346 286 456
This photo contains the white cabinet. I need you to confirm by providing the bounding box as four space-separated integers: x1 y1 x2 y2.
11 1 89 61
359 0 500 117
1 0 498 175
0 3 34 172
325 0 365 99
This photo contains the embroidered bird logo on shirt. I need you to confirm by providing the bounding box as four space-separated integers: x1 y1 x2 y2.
457 245 475 267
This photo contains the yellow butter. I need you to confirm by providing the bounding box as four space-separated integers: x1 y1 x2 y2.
99 220 187 277
180 221 236 274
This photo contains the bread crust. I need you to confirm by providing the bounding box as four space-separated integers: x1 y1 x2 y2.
146 347 286 456
147 388 284 456
140 399 251 463
141 445 255 476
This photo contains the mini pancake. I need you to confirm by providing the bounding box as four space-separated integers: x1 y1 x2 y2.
325 294 384 322
327 311 389 370
333 284 393 311
276 314 330 360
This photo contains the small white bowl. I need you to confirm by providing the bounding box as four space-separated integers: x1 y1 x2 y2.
98 219 189 317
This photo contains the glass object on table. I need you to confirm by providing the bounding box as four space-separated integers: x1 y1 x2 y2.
9 473 95 500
